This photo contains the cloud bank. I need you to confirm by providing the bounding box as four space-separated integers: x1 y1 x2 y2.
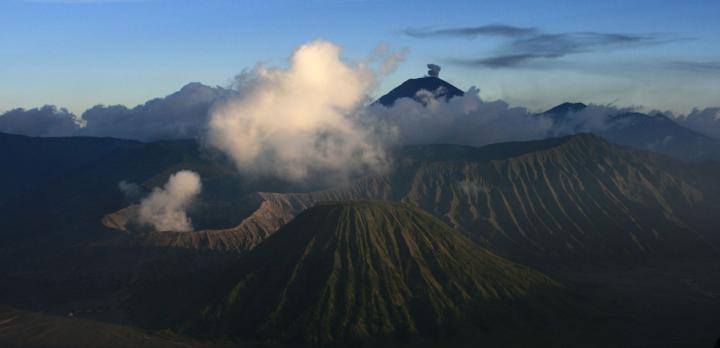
138 170 201 232
365 87 553 147
0 83 231 141
207 40 390 182
0 106 81 137
77 82 231 141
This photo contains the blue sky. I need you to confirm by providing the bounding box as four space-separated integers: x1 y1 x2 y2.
1 0 718 114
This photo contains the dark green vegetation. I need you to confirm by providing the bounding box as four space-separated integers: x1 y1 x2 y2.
195 202 563 344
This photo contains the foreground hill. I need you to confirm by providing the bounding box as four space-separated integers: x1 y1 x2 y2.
190 202 565 345
0 306 237 348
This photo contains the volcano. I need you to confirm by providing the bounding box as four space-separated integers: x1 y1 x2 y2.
198 201 563 344
375 76 464 107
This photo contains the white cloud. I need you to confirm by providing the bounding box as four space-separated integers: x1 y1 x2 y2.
207 40 389 182
364 87 554 147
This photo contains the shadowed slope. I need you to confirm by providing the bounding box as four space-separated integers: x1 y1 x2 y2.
0 306 237 348
199 202 562 344
0 132 138 206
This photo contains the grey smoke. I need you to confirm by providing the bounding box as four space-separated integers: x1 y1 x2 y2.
427 64 441 77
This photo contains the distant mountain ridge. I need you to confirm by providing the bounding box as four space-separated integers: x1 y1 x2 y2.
3 77 719 165
543 102 720 162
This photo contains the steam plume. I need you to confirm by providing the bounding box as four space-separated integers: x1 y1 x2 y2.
138 170 201 232
207 40 388 182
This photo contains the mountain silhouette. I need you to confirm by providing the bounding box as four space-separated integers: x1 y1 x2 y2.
376 76 464 107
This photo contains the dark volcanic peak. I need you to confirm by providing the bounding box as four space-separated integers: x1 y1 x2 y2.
376 76 464 107
544 102 588 116
200 201 561 344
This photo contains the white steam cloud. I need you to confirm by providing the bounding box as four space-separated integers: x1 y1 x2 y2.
208 40 391 182
138 170 202 232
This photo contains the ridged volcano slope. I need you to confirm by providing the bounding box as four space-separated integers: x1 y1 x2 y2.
199 202 561 344
253 134 720 265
